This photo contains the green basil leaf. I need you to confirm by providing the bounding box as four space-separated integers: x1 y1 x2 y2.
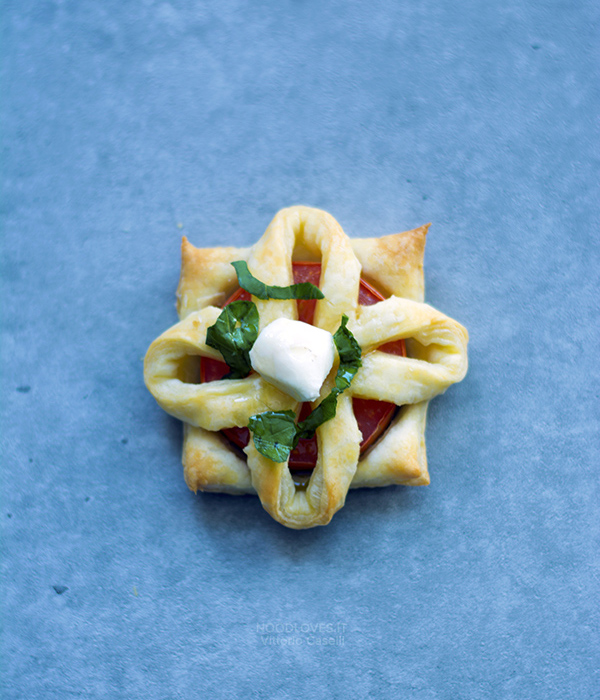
295 391 339 441
231 260 324 301
205 300 259 379
332 314 362 392
247 410 298 463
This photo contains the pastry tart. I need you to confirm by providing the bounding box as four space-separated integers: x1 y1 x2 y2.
144 206 468 529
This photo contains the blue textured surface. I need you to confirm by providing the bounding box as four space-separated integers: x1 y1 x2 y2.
1 1 599 698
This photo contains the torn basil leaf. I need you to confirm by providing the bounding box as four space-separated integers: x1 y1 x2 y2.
248 315 362 461
231 260 324 301
247 410 298 463
296 315 362 440
205 300 259 379
332 314 362 392
295 391 339 442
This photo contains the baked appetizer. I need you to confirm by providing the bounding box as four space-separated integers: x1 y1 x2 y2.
144 206 468 529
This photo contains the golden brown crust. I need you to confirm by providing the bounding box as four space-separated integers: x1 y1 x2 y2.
352 402 430 488
183 424 254 495
350 224 428 302
176 237 250 318
144 207 468 528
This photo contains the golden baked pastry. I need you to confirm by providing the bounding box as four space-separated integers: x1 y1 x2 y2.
144 206 468 529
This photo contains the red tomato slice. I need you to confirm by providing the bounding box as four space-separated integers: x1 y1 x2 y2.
200 262 406 470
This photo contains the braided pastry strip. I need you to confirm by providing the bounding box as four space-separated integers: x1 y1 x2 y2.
144 206 468 528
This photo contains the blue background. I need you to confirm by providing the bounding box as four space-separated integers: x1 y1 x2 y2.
2 1 598 698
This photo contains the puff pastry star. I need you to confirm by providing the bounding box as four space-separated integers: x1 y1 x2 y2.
144 206 468 529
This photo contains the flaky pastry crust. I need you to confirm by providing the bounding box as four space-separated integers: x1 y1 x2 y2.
144 206 468 528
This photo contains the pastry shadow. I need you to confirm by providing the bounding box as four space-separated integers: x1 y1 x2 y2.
343 483 426 529
188 478 426 561
189 488 338 557
165 414 184 453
